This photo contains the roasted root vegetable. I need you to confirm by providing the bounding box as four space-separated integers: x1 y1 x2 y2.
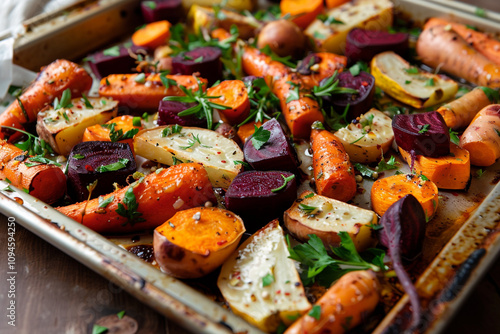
257 20 306 57
133 126 243 189
460 104 500 166
99 74 206 111
181 0 257 12
416 24 500 88
82 115 143 152
284 191 378 251
218 220 311 333
157 100 207 127
172 47 223 85
345 28 408 63
284 270 380 334
298 52 347 89
371 173 439 218
241 45 289 82
57 163 216 233
131 20 171 49
304 0 393 54
311 124 357 202
154 207 245 278
0 140 66 204
86 44 147 79
399 144 470 190
36 97 118 156
437 87 498 130
279 0 323 30
371 51 458 108
141 0 183 23
0 59 92 140
207 80 250 125
334 109 394 163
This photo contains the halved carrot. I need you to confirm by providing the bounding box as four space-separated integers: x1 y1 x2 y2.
0 140 66 204
280 0 324 29
300 52 347 89
207 80 250 125
311 125 357 202
56 163 216 234
371 173 439 218
399 144 471 189
82 115 143 152
285 270 380 334
0 59 92 141
132 20 171 49
99 74 207 110
325 0 350 9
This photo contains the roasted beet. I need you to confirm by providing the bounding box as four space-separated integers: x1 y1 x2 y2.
171 47 222 85
141 0 183 23
321 71 375 120
225 170 297 231
244 119 298 172
392 111 450 157
157 100 207 127
86 44 147 79
297 54 321 75
345 28 409 63
67 141 136 202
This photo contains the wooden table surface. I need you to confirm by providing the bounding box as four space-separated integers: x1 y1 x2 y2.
2 1 500 333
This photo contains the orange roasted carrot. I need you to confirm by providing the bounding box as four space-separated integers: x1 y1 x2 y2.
82 115 143 152
416 24 500 88
285 270 380 334
132 20 171 49
300 52 347 89
311 124 357 202
460 104 500 166
99 74 207 110
280 0 324 29
0 59 92 141
0 140 66 204
371 173 439 218
56 163 216 234
437 87 495 129
207 80 250 125
241 45 289 82
237 121 263 143
325 0 350 8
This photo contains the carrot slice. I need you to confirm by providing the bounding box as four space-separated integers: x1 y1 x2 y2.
82 115 143 152
371 174 439 219
300 52 347 89
280 0 324 29
399 144 471 190
132 20 171 49
207 80 251 125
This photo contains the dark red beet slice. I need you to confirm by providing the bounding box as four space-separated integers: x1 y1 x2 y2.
345 28 409 63
392 111 450 158
157 100 207 127
67 141 136 202
243 119 298 172
141 0 183 24
321 71 375 120
225 170 297 231
171 47 222 85
296 54 321 75
86 44 147 79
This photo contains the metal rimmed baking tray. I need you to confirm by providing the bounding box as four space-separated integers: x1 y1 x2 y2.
2 0 500 333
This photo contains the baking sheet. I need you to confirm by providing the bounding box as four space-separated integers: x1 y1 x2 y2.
1 0 500 333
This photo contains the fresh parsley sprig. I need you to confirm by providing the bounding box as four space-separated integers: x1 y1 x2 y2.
1 126 53 156
251 124 270 150
96 158 129 173
238 78 280 126
259 44 297 68
310 71 358 99
101 123 139 142
116 185 145 226
54 88 74 110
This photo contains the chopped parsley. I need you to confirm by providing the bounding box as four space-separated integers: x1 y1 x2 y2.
271 174 295 193
251 125 270 150
115 185 145 226
262 273 274 287
96 158 129 172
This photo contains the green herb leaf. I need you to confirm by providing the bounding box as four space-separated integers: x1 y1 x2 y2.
405 80 412 84
143 1 156 10
54 88 73 110
475 7 486 18
312 72 358 98
132 117 142 127
161 124 183 137
117 310 126 319
98 195 114 208
81 93 93 109
134 73 146 84
404 67 419 74
348 61 368 77
449 128 460 145
159 72 178 89
308 305 321 320
317 14 344 25
476 169 485 178
354 163 376 179
418 124 430 134
103 45 121 57
424 78 435 86
271 174 295 193
26 155 61 167
96 158 129 172
2 185 14 192
350 134 366 144
115 185 145 226
298 203 318 215
8 85 23 97
234 160 251 169
251 125 270 150
73 154 85 160
419 174 429 181
377 155 399 171
367 223 383 230
304 193 315 199
478 86 499 103
260 44 297 68
92 324 108 334
262 273 274 287
286 84 300 103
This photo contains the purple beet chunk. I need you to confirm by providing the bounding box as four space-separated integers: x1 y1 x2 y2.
244 119 298 172
322 71 375 120
171 47 222 85
345 28 409 63
296 54 321 75
141 0 183 23
225 170 297 230
379 194 426 260
157 100 207 127
86 44 147 79
392 111 450 157
67 141 136 202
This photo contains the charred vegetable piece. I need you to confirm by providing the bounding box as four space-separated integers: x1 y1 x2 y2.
345 28 409 63
67 141 136 202
171 47 222 85
322 70 375 120
392 111 450 158
141 0 183 23
86 44 148 79
225 170 297 230
157 100 207 127
154 207 245 278
243 119 298 172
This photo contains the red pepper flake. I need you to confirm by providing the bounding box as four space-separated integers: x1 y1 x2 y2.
76 105 82 109
217 152 221 155
217 240 227 246
361 81 368 86
221 160 226 163
276 290 281 294
284 292 290 296
85 165 94 172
